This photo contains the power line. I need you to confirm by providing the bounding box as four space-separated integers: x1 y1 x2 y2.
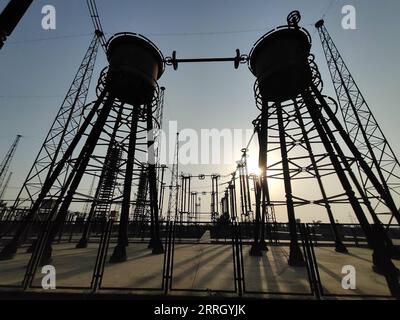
322 0 337 19
0 95 63 99
7 33 93 44
146 27 270 37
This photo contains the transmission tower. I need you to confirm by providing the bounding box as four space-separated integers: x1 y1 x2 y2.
0 171 12 202
315 20 400 227
166 133 180 222
132 164 150 235
9 32 102 217
0 135 21 194
210 174 220 222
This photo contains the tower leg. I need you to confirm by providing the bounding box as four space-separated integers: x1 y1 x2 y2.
0 90 107 261
110 107 140 263
293 100 347 253
250 178 262 256
313 88 400 259
276 104 305 266
251 103 269 256
40 95 115 265
146 103 164 254
76 104 124 249
304 92 400 297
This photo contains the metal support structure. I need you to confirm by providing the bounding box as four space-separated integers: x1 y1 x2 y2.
250 105 269 256
0 135 21 196
0 171 12 202
167 133 180 222
109 107 140 262
315 20 400 227
0 0 34 49
165 49 248 70
276 104 305 266
1 31 166 263
247 13 399 296
8 32 101 217
132 165 149 222
146 102 164 254
293 99 348 253
158 164 166 217
180 174 192 222
0 5 398 299
241 148 253 217
210 174 220 222
303 88 400 296
76 108 123 249
81 174 97 219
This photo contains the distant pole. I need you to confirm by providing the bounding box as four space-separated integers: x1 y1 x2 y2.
0 171 12 202
0 135 21 192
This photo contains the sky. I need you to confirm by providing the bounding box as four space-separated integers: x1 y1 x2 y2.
0 0 399 222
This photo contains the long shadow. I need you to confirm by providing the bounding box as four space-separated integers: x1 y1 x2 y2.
189 249 235 291
346 251 373 264
99 245 231 290
260 251 283 292
171 245 233 290
243 254 267 292
317 263 366 296
115 246 222 289
171 244 228 271
171 245 229 276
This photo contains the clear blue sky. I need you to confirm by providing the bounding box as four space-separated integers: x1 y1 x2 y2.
0 0 399 222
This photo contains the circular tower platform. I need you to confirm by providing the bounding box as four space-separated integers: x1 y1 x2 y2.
106 33 165 106
249 27 312 102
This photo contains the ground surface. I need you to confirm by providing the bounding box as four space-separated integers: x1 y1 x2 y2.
0 238 399 298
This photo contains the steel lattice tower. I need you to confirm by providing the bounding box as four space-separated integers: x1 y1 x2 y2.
8 32 102 218
0 32 166 265
247 11 399 296
131 164 150 238
0 172 12 202
166 133 180 222
315 20 400 227
0 135 21 195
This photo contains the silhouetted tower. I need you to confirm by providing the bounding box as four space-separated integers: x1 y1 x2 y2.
153 88 166 217
238 149 253 222
248 12 399 296
132 164 149 232
226 173 238 222
0 0 33 49
0 171 12 202
210 174 220 222
8 32 102 219
0 135 21 194
154 87 166 167
180 174 192 223
0 32 166 264
189 192 198 223
75 145 122 248
166 133 180 222
315 19 400 227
